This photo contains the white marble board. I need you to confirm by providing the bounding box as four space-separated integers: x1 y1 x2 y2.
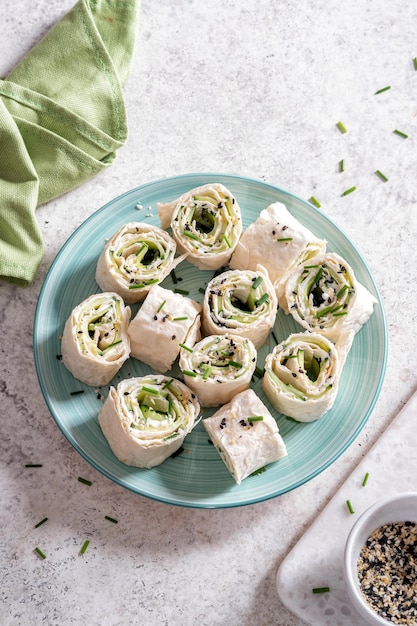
276 390 417 626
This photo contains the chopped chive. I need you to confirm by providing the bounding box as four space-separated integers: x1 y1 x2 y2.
252 276 263 289
202 366 212 380
162 378 174 389
135 243 148 256
170 269 178 284
375 85 391 94
247 415 263 422
414 57 417 70
173 288 189 295
272 331 279 344
25 463 43 468
70 389 85 396
229 360 242 369
173 316 188 321
198 287 205 294
362 472 369 487
104 515 118 524
157 300 166 313
142 385 159 395
304 264 319 269
222 234 231 248
342 186 356 196
393 129 408 139
35 547 46 560
346 499 355 514
182 369 197 377
179 343 193 353
254 366 264 378
78 477 92 486
80 540 90 555
183 230 199 240
339 159 345 173
255 293 270 307
337 284 348 298
336 121 347 134
34 517 48 529
277 237 293 242
250 466 266 476
375 169 388 182
128 282 145 289
312 587 330 594
309 196 321 208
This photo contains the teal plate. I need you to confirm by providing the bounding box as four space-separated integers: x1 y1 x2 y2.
33 173 387 508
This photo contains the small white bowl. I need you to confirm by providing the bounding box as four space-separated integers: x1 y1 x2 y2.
344 492 417 625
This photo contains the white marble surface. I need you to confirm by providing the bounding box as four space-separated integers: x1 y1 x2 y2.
1 1 417 625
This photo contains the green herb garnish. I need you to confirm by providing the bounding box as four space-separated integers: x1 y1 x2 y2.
375 169 388 182
336 121 347 133
346 499 355 514
342 186 356 196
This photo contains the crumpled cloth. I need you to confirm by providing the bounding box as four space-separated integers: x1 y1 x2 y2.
0 0 139 285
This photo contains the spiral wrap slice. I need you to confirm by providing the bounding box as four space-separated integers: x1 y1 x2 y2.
262 331 354 422
179 333 257 407
98 375 201 468
95 222 186 303
157 183 242 270
277 252 377 342
202 266 277 349
61 292 131 386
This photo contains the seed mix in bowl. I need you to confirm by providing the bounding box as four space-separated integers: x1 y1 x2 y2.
357 521 417 625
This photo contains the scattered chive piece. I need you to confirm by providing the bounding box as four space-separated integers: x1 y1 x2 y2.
247 416 264 422
80 540 90 555
375 85 391 94
229 360 242 369
202 366 212 380
252 275 263 289
375 170 388 182
339 159 345 173
162 378 174 389
254 366 264 378
198 287 205 294
173 316 188 321
35 547 46 560
312 587 330 594
104 515 118 524
393 129 408 139
342 186 356 196
142 385 159 395
414 57 417 70
179 343 193 353
34 517 48 529
309 196 321 208
157 300 166 313
277 237 293 242
362 472 370 487
336 121 347 134
78 477 92 486
173 288 189 295
255 293 270 307
182 369 197 377
222 234 231 248
183 230 199 240
346 499 355 515
25 463 42 468
70 389 85 396
170 269 178 284
250 466 266 476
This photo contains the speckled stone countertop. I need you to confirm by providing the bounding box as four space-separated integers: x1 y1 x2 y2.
1 1 417 625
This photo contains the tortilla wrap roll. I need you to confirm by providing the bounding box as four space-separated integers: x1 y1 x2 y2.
98 375 200 468
179 333 257 407
95 222 186 304
157 183 242 270
61 292 131 386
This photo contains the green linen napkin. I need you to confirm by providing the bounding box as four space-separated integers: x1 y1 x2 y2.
0 0 139 286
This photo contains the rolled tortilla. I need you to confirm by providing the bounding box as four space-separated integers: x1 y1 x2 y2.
128 284 202 373
157 183 242 270
262 330 354 422
179 333 257 407
98 375 200 468
61 292 131 386
201 266 278 349
277 252 377 342
95 222 186 304
203 389 287 484
229 201 326 291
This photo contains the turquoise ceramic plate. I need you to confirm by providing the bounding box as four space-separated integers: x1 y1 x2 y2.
33 173 387 508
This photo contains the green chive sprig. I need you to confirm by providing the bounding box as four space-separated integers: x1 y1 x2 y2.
393 129 408 139
35 547 46 560
336 121 347 134
342 186 356 197
375 85 391 94
78 476 92 486
362 472 369 487
375 170 388 182
104 515 118 524
346 499 355 515
309 196 321 208
312 587 330 594
34 517 48 529
80 540 90 555
339 159 345 173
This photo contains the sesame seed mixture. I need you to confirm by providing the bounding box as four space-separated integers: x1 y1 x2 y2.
357 521 417 625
